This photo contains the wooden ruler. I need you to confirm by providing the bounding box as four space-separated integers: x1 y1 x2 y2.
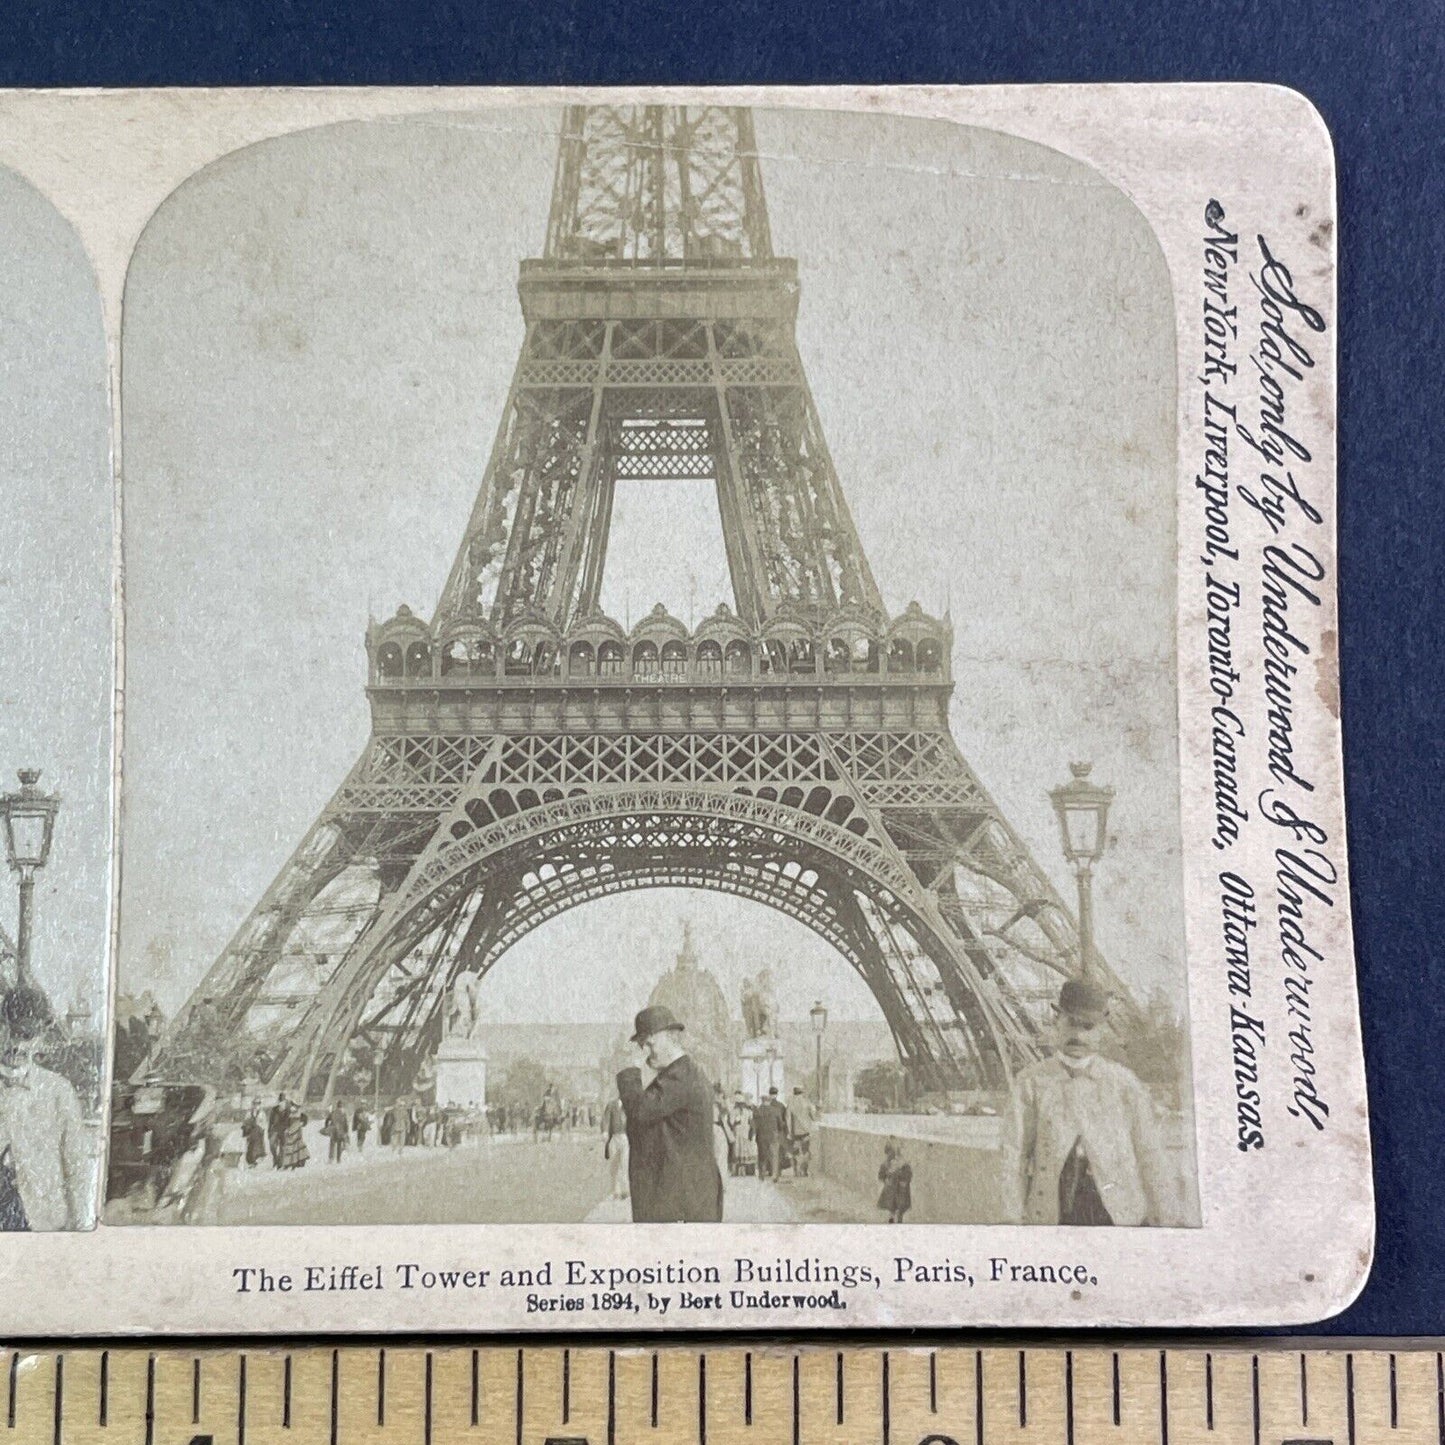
0 1344 1436 1445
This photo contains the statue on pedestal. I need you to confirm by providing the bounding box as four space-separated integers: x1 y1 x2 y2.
436 969 488 1108
741 967 778 1040
447 969 484 1041
738 967 783 1101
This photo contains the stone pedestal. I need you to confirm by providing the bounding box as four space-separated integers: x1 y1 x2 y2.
435 1037 488 1109
738 1037 785 1102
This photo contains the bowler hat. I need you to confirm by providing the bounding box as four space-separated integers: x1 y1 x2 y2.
630 1004 685 1043
1058 977 1110 1022
1 985 53 1042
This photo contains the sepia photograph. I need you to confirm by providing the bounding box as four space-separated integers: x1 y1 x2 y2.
0 82 1372 1331
105 101 1198 1231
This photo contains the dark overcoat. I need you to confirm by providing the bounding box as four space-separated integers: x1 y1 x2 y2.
617 1054 724 1223
753 1098 787 1147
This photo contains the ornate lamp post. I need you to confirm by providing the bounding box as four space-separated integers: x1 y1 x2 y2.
1048 762 1113 982
809 998 828 1109
0 769 61 988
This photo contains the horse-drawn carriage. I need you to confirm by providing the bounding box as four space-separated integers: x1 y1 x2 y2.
533 1089 565 1141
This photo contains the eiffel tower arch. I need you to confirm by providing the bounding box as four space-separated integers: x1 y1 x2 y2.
156 104 1136 1103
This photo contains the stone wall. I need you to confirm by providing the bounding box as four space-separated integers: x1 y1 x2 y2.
815 1115 1004 1224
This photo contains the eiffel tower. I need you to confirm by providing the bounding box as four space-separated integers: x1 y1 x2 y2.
154 104 1135 1103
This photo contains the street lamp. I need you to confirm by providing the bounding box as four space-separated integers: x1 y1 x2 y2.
1048 761 1113 982
0 769 61 988
809 998 828 1109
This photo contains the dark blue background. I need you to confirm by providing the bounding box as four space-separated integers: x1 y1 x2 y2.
4 0 1441 1336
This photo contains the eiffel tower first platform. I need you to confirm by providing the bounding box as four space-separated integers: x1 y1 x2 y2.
153 105 1137 1104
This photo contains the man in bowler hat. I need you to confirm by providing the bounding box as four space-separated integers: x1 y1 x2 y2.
617 1005 723 1223
1001 977 1170 1226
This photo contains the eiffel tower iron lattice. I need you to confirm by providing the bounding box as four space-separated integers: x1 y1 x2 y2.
154 104 1139 1104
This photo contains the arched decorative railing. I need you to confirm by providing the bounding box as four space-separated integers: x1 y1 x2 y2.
365 600 953 687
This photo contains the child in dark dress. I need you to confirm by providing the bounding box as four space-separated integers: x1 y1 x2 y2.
877 1139 912 1223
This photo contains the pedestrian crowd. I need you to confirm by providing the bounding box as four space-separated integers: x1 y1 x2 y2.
234 1095 484 1172
716 1082 817 1183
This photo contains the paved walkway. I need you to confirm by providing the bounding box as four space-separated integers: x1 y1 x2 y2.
110 1123 883 1226
212 1133 609 1226
585 1173 799 1223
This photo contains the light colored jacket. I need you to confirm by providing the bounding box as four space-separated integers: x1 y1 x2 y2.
1001 1054 1170 1226
0 1065 91 1230
787 1095 818 1137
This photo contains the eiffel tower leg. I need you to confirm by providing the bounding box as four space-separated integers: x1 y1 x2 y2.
151 762 378 1082
311 883 483 1102
156 732 478 1087
827 729 1151 1071
816 738 1052 1087
279 866 479 1098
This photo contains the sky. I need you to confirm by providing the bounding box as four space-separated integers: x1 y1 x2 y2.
115 105 1181 1028
0 166 112 1018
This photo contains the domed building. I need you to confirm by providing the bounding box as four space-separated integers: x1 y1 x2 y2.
644 922 737 1091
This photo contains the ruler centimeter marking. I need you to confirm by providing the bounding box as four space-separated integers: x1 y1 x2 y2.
0 1345 1439 1445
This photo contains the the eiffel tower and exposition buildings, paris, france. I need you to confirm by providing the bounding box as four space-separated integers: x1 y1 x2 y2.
151 104 1138 1106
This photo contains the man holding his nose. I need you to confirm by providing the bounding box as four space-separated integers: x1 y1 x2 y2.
616 1005 723 1223
1001 977 1171 1227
